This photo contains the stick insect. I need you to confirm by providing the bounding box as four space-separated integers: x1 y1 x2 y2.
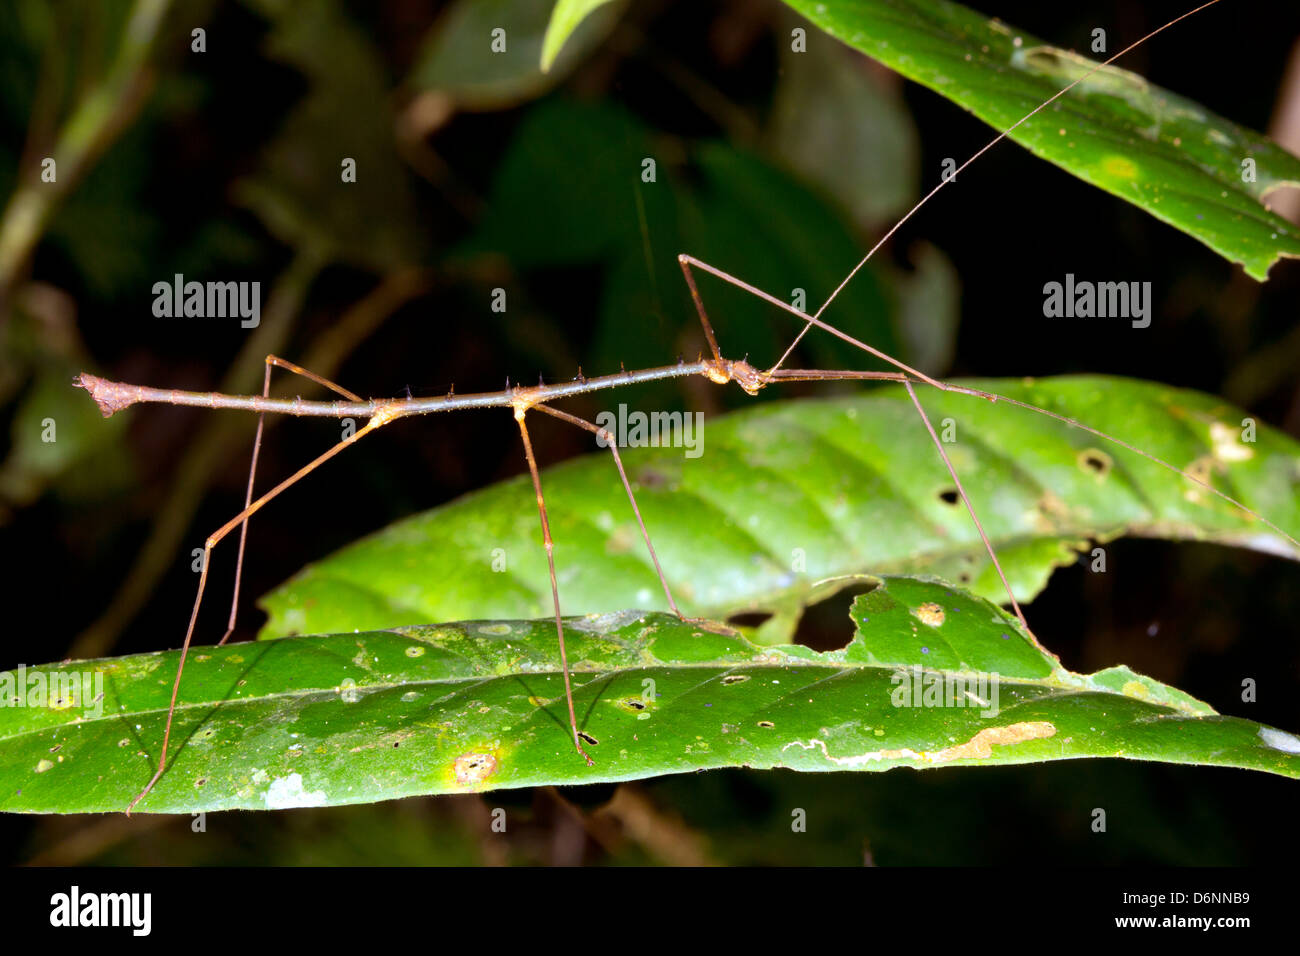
73 0 1293 813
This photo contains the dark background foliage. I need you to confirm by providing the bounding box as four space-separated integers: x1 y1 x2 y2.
2 0 1299 864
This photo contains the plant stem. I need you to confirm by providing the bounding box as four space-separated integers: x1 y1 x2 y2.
0 0 173 314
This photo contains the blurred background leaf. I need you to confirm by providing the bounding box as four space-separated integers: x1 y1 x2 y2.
766 7 918 230
542 0 623 73
410 0 625 111
235 0 429 268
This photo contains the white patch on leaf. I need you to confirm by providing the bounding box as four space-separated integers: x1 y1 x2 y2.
264 772 327 809
1258 727 1300 754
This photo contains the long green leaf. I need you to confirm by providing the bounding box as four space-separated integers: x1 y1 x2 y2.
779 0 1300 279
259 376 1300 644
541 0 619 72
5 578 1297 813
409 0 623 111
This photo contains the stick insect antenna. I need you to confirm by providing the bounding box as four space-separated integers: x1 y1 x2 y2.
767 0 1224 376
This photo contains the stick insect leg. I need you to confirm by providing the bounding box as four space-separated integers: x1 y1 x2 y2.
218 355 364 646
901 379 1037 643
684 250 1045 638
531 403 683 616
677 254 723 363
513 407 594 766
674 263 1041 627
680 255 1295 637
765 366 1039 636
675 253 946 390
760 367 1041 643
127 413 389 815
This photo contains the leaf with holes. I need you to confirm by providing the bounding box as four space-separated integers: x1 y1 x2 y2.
779 0 1300 279
259 376 1300 645
5 577 1297 813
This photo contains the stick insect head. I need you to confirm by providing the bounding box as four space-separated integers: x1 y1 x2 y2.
701 357 766 396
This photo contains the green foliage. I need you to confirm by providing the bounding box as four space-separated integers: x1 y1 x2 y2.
540 0 622 73
5 577 1295 813
410 0 623 110
779 0 1300 279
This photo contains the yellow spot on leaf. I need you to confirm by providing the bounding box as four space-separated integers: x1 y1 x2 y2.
1101 155 1139 179
454 752 498 787
784 721 1057 767
930 721 1057 761
914 603 946 627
